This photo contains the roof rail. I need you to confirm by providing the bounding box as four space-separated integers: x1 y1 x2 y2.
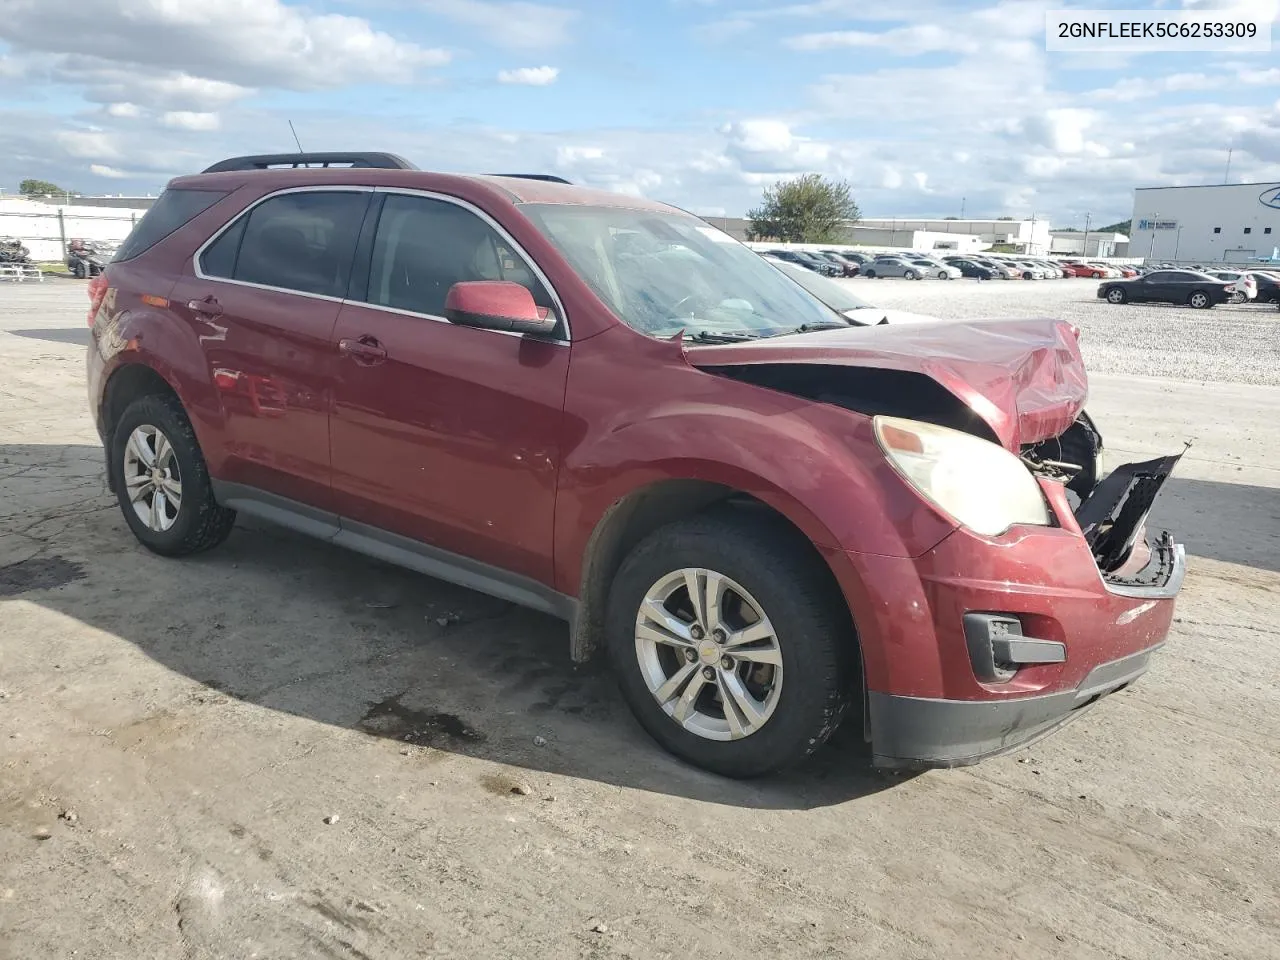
489 174 572 184
201 152 419 173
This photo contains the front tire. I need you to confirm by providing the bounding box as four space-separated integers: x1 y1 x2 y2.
1106 286 1127 304
862 269 876 279
904 269 918 280
109 394 236 557
605 513 854 779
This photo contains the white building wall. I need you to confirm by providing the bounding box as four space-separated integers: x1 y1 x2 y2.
0 198 148 262
1049 232 1128 257
1129 182 1280 263
854 218 1052 254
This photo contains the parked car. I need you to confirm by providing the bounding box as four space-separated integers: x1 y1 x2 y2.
860 257 925 279
1031 260 1065 278
823 249 871 266
1206 271 1257 302
944 258 999 280
809 251 860 276
763 256 942 323
973 258 1021 280
1250 272 1280 303
1009 260 1044 280
86 150 1186 779
1059 261 1095 278
764 248 843 277
905 258 961 280
1098 269 1234 308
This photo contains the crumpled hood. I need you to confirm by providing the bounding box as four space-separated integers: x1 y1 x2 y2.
684 317 1088 450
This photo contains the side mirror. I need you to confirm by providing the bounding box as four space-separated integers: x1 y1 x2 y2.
444 281 557 336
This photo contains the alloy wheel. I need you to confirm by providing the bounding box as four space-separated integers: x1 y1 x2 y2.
122 424 183 532
634 568 783 741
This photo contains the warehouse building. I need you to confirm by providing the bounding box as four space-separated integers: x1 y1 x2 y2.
851 218 1052 255
1049 230 1129 257
699 215 1034 253
1129 181 1280 264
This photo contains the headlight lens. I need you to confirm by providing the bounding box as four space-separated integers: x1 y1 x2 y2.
873 416 1051 537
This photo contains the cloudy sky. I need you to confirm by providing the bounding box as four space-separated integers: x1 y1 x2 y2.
1 0 1278 226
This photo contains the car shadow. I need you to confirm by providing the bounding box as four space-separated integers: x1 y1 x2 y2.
5 327 92 346
3 443 914 810
6 446 1276 808
1150 476 1280 574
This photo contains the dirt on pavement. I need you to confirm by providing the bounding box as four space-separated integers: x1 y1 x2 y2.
2 282 1278 959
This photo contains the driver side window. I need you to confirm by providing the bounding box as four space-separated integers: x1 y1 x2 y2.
364 193 557 327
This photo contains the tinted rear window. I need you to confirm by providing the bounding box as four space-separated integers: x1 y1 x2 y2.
113 188 227 262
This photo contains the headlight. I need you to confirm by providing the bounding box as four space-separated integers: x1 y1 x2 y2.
873 416 1051 536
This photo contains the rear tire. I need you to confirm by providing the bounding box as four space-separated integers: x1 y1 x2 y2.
109 394 237 557
605 513 854 779
1188 291 1212 309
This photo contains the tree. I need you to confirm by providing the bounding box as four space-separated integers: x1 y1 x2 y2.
1098 219 1131 235
19 178 70 196
746 174 860 243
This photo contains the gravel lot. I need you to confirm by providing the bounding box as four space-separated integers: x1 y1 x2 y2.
2 280 1279 959
846 276 1280 386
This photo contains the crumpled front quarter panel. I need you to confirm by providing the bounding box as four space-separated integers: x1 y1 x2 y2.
553 327 960 596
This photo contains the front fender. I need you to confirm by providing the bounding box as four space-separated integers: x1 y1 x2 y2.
553 389 959 598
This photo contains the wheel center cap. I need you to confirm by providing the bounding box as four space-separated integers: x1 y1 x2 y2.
698 641 719 664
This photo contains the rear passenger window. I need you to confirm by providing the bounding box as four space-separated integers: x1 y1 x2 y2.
199 216 245 279
364 193 555 323
211 191 368 298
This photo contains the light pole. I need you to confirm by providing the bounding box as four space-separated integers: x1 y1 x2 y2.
1147 212 1159 260
1173 226 1182 260
1082 212 1091 258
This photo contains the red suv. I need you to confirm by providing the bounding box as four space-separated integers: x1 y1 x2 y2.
86 152 1186 778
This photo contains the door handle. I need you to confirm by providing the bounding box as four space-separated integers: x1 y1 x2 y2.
188 296 223 317
338 335 388 366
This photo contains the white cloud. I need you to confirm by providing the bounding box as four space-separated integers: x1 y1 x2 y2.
497 66 560 85
423 0 576 48
105 102 141 118
0 0 449 91
721 119 831 172
160 111 220 131
89 163 129 178
557 145 606 164
52 129 123 161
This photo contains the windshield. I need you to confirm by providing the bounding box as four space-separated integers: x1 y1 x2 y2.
521 204 844 338
766 258 875 313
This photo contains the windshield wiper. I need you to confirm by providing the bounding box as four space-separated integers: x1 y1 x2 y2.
786 321 850 335
684 329 762 343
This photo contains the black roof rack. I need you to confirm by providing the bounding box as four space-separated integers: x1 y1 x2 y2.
201 152 419 173
489 174 572 184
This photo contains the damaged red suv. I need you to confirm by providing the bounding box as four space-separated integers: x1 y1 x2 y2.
86 152 1185 778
